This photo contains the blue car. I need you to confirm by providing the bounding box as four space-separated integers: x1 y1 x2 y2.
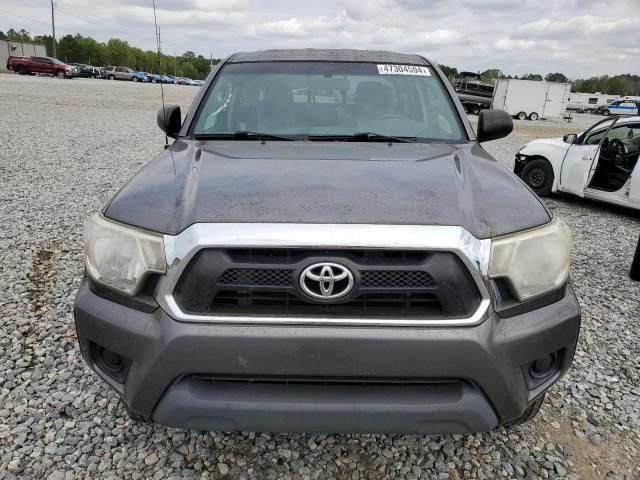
162 75 177 84
145 72 163 83
132 71 147 82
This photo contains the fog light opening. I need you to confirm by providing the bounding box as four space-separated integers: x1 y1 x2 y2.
523 350 562 389
530 354 555 379
91 343 132 384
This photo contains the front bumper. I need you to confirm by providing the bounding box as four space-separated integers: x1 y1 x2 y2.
74 280 580 433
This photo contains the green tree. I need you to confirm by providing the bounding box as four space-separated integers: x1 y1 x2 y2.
33 34 54 56
180 62 197 79
183 50 196 59
0 31 6 40
106 38 135 66
545 72 568 83
521 73 543 81
7 28 32 41
481 68 502 82
438 64 458 79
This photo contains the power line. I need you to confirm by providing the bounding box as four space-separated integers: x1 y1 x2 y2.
0 8 53 27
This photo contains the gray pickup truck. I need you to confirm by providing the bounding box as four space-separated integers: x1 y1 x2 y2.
74 49 581 434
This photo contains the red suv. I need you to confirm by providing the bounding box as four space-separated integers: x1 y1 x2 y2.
7 56 73 78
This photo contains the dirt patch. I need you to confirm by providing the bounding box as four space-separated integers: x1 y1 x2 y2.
26 242 60 313
533 407 639 479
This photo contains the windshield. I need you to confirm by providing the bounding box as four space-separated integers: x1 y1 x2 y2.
192 62 464 141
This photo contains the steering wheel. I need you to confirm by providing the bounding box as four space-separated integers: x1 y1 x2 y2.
608 138 626 165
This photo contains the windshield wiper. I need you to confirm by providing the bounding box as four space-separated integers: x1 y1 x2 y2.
194 131 298 141
350 132 417 143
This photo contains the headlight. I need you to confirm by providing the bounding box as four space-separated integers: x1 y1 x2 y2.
489 219 571 302
84 214 166 296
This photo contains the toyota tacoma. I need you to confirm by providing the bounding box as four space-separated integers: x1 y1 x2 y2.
74 49 581 434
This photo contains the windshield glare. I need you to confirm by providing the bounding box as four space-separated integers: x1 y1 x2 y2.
193 62 464 141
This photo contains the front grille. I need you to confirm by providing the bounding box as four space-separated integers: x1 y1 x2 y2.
212 291 441 317
173 248 481 319
218 268 292 287
193 374 459 387
361 270 434 288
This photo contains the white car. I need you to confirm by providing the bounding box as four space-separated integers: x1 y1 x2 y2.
602 100 639 116
514 115 640 210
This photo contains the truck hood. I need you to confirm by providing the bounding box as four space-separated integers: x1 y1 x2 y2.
104 140 551 239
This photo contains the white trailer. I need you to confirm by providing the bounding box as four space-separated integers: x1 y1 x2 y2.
491 79 571 121
566 92 619 112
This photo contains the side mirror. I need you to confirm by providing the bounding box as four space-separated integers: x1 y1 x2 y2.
157 105 181 138
563 133 577 144
477 109 513 142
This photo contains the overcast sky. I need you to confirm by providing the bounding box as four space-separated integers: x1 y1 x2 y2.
1 0 637 78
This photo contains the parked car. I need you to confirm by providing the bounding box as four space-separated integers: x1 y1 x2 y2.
7 55 73 78
600 100 640 117
162 75 176 84
71 63 100 78
75 48 580 434
103 66 145 82
192 79 204 87
515 115 640 210
145 72 163 83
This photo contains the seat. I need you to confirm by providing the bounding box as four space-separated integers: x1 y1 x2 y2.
256 83 297 132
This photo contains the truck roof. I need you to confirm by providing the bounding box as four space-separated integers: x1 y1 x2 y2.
228 48 430 65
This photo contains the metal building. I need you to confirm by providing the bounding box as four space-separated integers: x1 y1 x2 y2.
0 40 47 72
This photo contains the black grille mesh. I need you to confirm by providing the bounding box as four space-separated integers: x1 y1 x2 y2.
218 268 434 289
361 270 435 288
218 269 293 287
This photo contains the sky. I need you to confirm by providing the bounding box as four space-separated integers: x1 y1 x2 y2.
1 0 638 78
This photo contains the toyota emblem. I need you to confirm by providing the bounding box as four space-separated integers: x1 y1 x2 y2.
299 262 354 300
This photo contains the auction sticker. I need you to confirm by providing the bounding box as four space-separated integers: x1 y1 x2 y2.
377 64 431 76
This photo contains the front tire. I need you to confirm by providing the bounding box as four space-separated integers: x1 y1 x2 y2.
16 66 27 75
602 109 610 116
108 74 115 80
529 112 539 121
521 158 554 197
132 76 138 82
503 394 545 427
517 111 527 120
56 70 66 79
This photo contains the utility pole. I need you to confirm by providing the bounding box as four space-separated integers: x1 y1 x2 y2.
51 0 56 58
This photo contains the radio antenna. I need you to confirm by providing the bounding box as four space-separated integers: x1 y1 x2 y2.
152 0 169 149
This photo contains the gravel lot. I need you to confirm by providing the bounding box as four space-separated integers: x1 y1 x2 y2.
0 74 638 480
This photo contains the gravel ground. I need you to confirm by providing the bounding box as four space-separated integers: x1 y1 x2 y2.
0 74 638 480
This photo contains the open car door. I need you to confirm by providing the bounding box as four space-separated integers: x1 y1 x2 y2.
559 118 618 197
558 143 600 197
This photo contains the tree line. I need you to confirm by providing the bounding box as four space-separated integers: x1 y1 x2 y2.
0 28 219 80
1 27 637 91
438 64 639 97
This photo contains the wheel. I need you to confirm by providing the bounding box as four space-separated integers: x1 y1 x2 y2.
503 394 545 427
16 65 27 75
520 158 554 197
56 70 66 79
602 109 610 116
108 74 115 80
529 112 539 121
132 76 138 82
517 111 527 120
151 78 156 83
